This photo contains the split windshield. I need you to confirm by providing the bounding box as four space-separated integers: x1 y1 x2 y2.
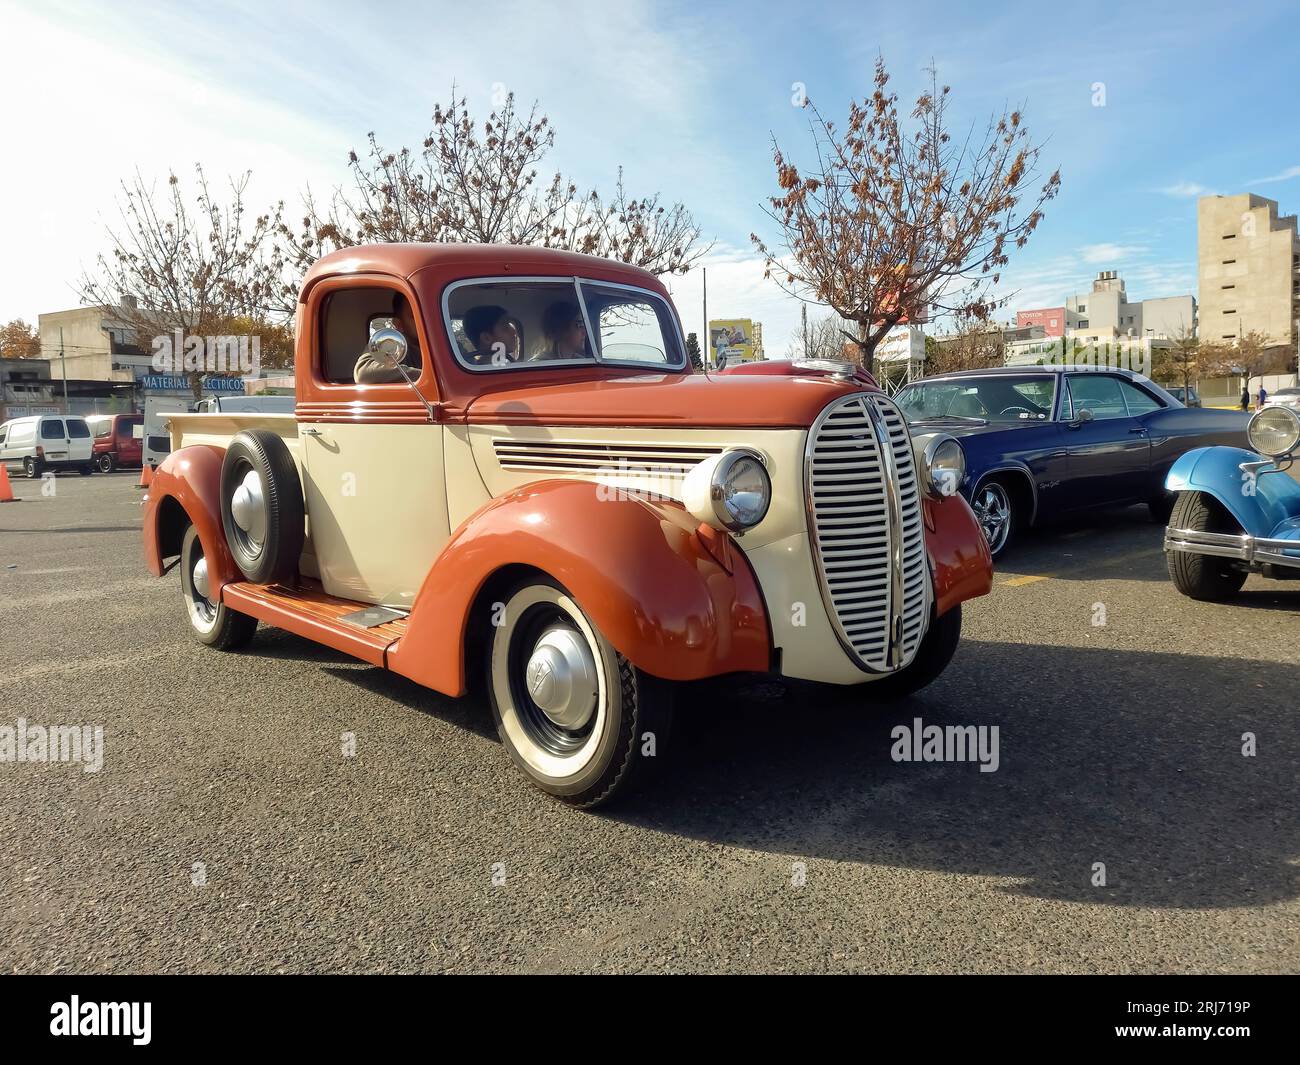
896 375 1058 424
444 278 685 372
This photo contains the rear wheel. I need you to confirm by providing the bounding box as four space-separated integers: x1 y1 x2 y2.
179 525 257 649
487 577 672 807
867 605 963 700
23 456 41 479
1166 491 1248 601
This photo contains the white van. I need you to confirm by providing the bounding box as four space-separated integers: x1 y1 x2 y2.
0 414 95 477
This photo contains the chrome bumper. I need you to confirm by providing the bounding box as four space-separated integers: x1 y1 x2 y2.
1164 527 1300 569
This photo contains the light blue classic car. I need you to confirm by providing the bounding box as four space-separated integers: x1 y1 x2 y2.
1164 406 1300 600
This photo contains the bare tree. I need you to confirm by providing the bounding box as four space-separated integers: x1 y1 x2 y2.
752 58 1060 376
79 166 287 396
1199 330 1291 400
1150 324 1199 393
274 91 709 312
923 312 1005 375
789 309 854 361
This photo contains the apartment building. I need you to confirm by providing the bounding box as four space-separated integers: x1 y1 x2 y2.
1065 271 1196 340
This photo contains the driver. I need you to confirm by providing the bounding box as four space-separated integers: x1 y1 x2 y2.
463 305 521 366
354 293 423 384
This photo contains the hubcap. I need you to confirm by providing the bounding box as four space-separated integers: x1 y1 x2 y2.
975 485 1011 552
525 625 598 730
230 468 266 545
192 556 210 600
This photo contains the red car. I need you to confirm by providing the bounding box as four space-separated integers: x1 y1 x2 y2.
86 413 144 473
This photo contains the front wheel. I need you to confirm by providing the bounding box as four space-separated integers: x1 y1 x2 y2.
972 480 1015 558
23 456 41 479
96 453 114 474
866 605 963 700
179 525 257 649
487 577 672 808
1166 491 1248 601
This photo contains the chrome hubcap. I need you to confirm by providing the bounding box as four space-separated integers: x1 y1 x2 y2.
975 485 1010 551
192 556 210 600
524 625 598 730
230 468 266 546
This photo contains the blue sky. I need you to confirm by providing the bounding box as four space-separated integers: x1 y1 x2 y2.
2 0 1298 353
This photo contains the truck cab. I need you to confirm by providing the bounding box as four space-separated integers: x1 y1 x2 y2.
142 244 993 806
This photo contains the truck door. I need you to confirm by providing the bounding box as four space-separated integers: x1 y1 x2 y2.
299 281 450 610
40 418 69 464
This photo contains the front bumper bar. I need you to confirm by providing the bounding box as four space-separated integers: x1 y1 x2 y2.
1164 527 1300 569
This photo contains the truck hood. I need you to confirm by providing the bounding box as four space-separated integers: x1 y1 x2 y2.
462 368 875 430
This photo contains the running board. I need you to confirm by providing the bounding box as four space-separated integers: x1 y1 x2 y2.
221 579 408 666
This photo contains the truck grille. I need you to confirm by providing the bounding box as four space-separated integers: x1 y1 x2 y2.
805 393 930 672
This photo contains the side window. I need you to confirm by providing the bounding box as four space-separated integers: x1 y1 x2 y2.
41 419 65 439
92 420 113 439
1118 380 1162 416
0 428 7 447
447 280 591 369
1066 375 1128 419
67 419 91 439
319 287 425 384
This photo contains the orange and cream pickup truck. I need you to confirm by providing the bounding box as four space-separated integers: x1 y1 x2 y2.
142 244 993 807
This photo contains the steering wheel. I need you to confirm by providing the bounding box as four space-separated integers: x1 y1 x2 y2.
999 405 1033 417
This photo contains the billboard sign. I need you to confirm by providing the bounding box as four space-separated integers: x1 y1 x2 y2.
709 319 756 365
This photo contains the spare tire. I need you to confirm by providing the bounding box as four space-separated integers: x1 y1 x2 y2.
220 429 305 584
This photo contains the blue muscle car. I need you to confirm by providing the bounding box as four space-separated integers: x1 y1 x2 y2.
894 366 1250 557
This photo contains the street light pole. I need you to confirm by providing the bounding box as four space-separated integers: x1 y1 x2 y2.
59 326 69 414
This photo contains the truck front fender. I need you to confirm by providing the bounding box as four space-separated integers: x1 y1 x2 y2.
1166 446 1300 535
387 479 772 697
925 493 994 615
142 444 239 595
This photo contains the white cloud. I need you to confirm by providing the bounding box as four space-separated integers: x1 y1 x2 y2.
1248 164 1300 185
1158 181 1217 198
1078 242 1146 264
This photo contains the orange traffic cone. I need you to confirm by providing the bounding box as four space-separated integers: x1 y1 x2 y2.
136 462 155 489
0 463 18 503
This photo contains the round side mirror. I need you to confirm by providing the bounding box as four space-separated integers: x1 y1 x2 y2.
1076 408 1095 423
368 328 409 368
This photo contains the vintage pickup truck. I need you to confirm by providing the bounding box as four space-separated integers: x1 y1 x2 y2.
142 244 993 806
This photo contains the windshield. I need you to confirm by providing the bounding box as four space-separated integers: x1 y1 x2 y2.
896 375 1057 424
445 277 685 372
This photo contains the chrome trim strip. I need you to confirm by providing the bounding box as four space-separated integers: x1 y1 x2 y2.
864 397 907 669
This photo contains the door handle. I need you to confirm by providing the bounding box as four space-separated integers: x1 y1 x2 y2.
302 428 323 437
1128 427 1148 434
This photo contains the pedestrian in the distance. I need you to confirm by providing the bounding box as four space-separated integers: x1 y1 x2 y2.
1258 385 1269 410
1240 385 1250 411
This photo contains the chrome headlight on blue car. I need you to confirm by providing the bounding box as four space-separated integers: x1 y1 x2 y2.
1248 406 1300 458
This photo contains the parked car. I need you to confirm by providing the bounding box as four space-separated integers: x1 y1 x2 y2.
894 366 1250 557
1166 385 1201 407
0 414 94 477
86 413 144 472
142 396 190 470
1163 406 1300 599
142 244 994 807
1263 386 1300 412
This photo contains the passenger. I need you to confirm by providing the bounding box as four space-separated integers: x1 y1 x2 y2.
535 301 592 361
354 293 423 384
463 305 521 366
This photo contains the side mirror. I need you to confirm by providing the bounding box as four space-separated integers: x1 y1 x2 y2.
367 327 408 368
1069 408 1094 426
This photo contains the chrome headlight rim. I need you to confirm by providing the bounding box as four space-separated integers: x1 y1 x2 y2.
1247 406 1300 459
709 448 772 533
920 433 966 498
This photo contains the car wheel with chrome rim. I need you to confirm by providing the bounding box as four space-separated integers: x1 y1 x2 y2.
179 524 257 649
972 479 1014 558
487 577 672 807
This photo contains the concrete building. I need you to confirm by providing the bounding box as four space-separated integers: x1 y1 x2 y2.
1064 271 1196 340
37 299 153 385
1197 193 1300 348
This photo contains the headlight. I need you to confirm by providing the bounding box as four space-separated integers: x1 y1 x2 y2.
1247 406 1300 458
915 433 966 497
682 449 771 533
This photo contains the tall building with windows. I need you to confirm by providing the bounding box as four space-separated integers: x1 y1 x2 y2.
1197 193 1300 348
1064 271 1195 340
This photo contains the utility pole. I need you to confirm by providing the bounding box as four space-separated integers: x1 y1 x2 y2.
702 268 710 369
59 327 69 414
